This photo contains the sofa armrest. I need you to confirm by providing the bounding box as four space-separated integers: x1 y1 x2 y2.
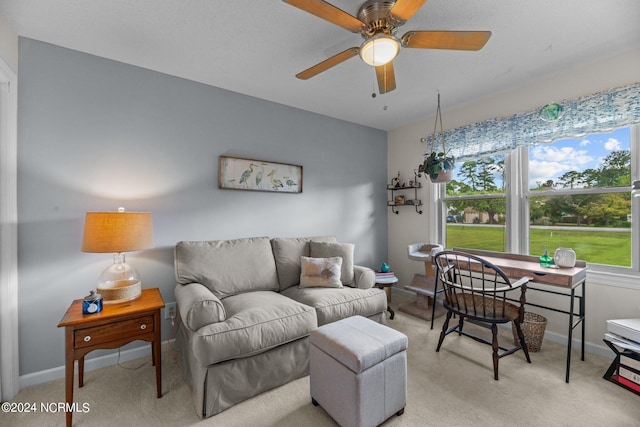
174 282 226 331
353 265 375 289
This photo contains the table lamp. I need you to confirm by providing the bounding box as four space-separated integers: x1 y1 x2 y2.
81 208 154 303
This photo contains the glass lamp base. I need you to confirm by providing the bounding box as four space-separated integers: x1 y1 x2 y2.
97 253 143 303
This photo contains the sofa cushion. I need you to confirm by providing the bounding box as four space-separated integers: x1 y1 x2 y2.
281 286 387 326
174 237 279 299
191 291 317 366
309 241 355 286
300 256 343 288
271 236 337 291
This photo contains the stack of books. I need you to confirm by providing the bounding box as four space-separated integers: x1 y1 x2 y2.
375 271 395 279
603 318 640 394
615 354 640 392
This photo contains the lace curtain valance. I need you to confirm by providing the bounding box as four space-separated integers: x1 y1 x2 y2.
438 82 640 161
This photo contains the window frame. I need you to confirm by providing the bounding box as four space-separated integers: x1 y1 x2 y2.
438 124 640 278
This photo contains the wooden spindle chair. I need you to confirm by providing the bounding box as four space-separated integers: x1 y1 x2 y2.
434 250 533 380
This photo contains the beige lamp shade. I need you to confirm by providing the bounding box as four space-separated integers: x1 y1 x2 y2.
82 211 154 253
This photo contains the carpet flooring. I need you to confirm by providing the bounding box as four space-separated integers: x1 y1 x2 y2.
3 294 639 426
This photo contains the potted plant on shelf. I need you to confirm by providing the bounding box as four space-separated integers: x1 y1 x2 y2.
419 93 455 183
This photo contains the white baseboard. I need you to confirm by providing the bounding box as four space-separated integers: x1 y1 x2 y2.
541 330 611 359
19 339 175 390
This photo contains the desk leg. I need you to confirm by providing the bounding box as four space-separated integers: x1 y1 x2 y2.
581 281 586 361
154 339 162 397
566 287 575 383
78 356 84 387
64 328 74 427
565 281 587 383
154 310 162 398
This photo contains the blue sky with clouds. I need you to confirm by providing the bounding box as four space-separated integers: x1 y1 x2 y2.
529 127 630 188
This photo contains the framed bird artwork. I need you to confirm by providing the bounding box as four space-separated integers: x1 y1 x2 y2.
219 156 303 193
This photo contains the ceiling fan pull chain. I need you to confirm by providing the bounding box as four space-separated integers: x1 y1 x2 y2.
372 67 377 97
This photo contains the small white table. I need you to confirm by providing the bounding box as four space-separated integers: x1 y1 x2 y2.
375 276 398 319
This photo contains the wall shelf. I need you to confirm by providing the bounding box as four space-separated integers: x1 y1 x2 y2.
387 171 423 214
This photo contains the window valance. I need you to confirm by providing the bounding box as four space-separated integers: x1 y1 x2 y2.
439 82 640 161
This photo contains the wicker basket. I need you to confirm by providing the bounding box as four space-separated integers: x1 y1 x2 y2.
512 312 547 352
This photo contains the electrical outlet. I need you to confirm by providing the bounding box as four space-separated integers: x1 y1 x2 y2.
165 302 177 320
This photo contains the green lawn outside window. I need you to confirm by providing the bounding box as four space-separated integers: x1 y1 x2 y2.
446 225 631 267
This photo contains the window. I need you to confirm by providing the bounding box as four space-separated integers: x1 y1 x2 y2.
439 125 638 273
443 154 507 252
527 128 632 267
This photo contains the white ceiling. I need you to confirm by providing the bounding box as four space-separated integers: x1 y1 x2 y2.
1 0 639 131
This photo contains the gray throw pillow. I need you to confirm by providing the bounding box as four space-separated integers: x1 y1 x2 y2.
309 242 355 286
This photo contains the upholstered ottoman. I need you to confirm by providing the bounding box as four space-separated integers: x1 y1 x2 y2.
310 315 408 427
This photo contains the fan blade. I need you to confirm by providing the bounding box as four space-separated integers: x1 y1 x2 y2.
283 0 364 32
390 0 427 23
296 47 360 80
375 62 396 94
402 30 491 50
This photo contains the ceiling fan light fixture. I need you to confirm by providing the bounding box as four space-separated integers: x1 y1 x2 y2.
360 34 400 66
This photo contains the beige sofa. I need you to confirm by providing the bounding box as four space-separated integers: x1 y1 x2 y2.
173 236 387 418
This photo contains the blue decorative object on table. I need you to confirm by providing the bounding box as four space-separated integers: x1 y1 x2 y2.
82 290 103 314
380 262 390 273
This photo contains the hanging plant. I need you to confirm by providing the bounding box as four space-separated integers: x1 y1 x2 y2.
418 93 455 183
420 150 455 182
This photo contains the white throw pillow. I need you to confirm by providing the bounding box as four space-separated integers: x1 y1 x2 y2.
309 242 355 285
299 256 343 288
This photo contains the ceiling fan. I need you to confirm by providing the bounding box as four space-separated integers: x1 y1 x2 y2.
283 0 491 94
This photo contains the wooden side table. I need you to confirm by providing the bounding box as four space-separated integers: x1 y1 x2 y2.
375 276 398 320
57 288 165 427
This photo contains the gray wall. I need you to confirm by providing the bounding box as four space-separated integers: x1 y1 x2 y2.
17 38 388 376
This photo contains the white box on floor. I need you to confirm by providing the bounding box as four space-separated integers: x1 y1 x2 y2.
607 318 640 343
309 315 407 427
